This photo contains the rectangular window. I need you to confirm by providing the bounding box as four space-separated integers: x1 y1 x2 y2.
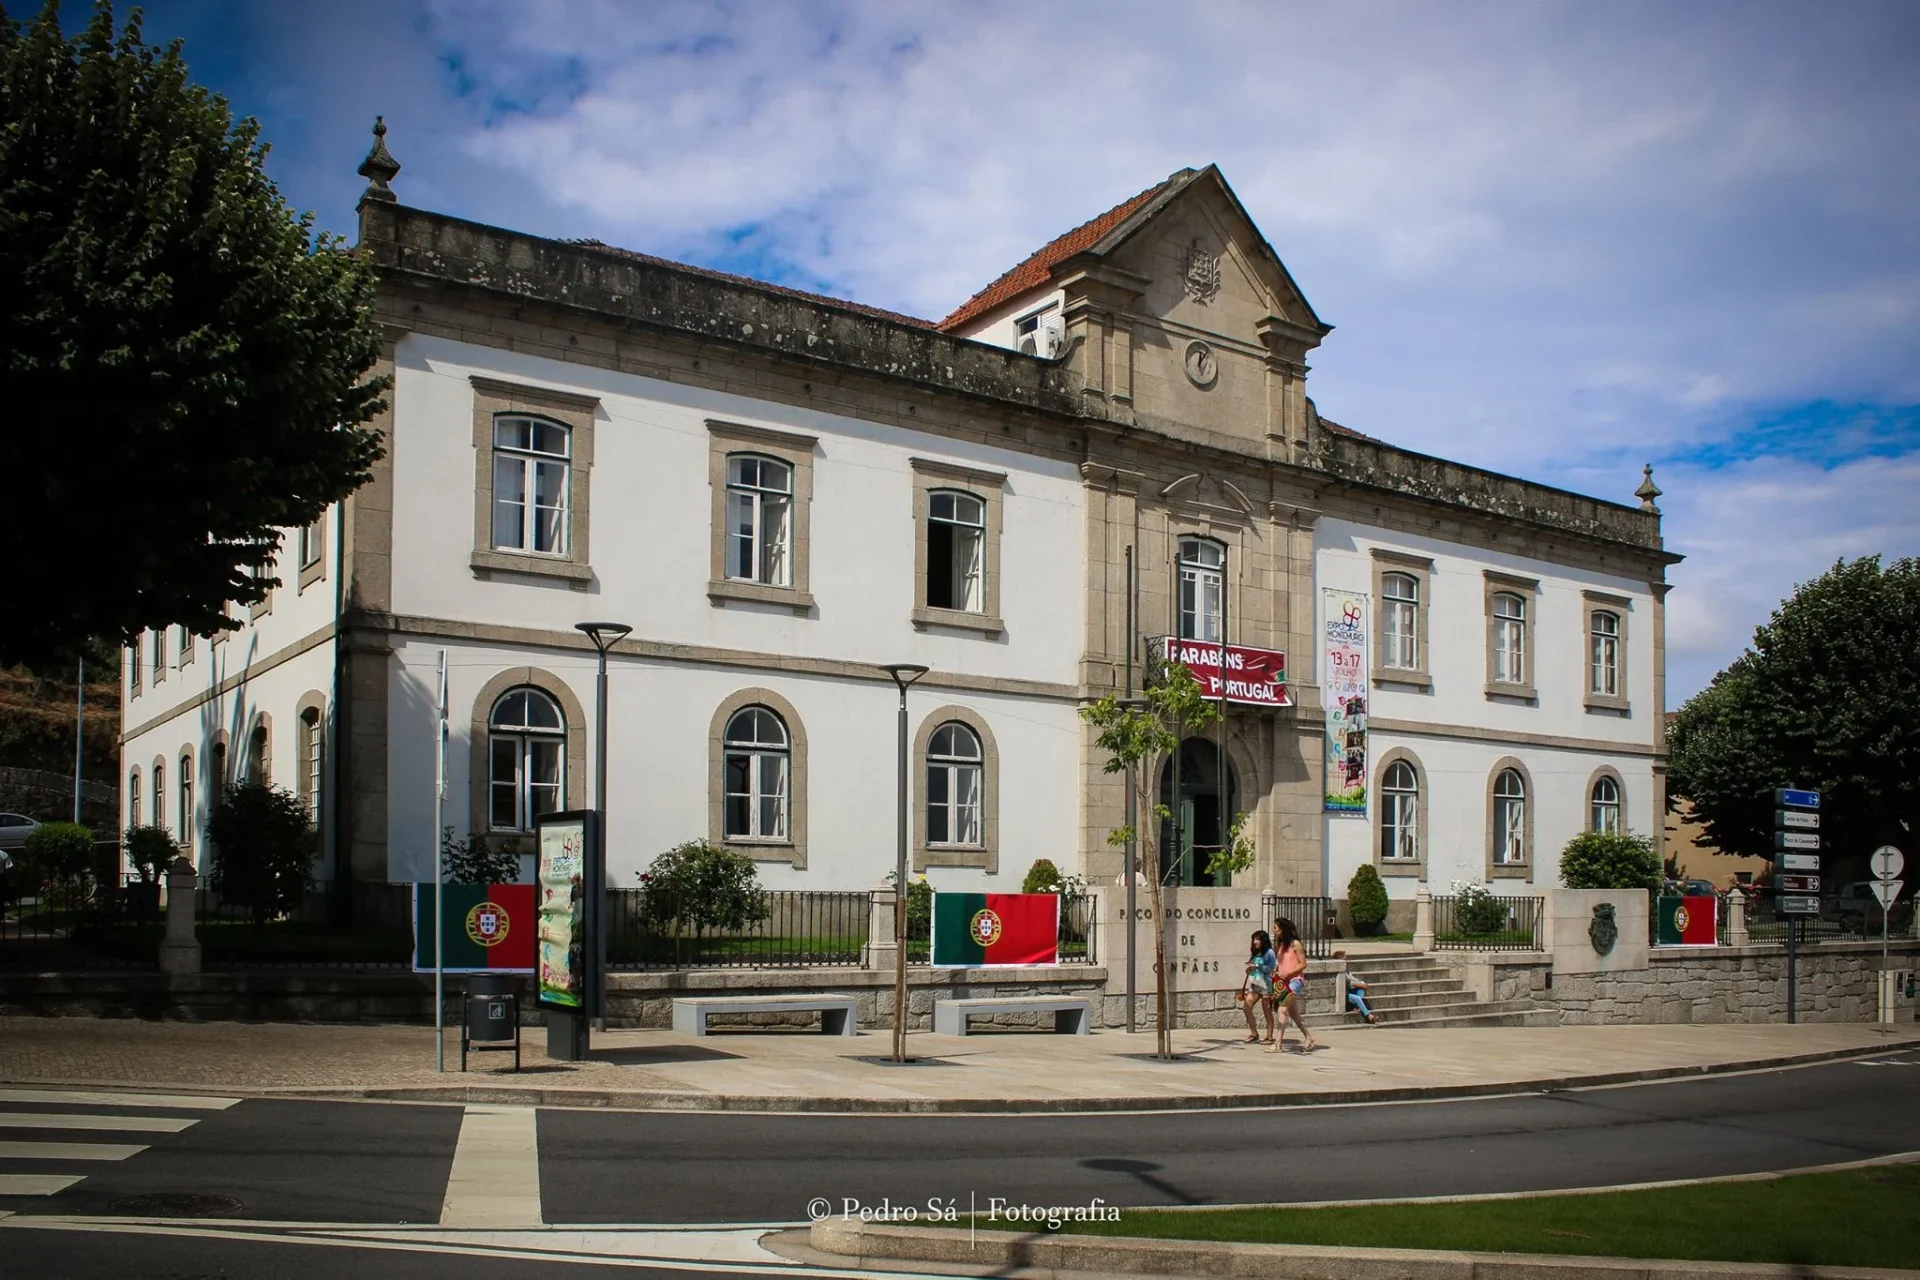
528 738 563 822
179 765 193 845
298 522 322 569
1583 592 1632 711
491 415 570 555
470 378 598 586
1177 538 1225 642
176 626 194 666
1483 573 1539 701
927 491 986 612
150 629 166 682
724 455 793 586
910 457 1005 634
1371 552 1433 688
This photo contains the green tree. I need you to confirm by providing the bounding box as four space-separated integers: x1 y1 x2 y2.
205 782 314 929
1021 859 1063 894
1080 657 1223 1059
1346 863 1389 933
0 3 386 667
639 840 770 940
1559 830 1662 891
440 827 521 885
1668 557 1920 866
23 819 93 908
123 822 179 882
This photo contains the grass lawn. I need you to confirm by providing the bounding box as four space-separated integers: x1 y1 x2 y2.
1048 1163 1920 1271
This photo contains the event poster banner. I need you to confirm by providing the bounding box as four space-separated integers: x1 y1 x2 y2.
1150 637 1292 707
535 814 590 1010
411 883 536 973
931 892 1060 966
1323 589 1369 813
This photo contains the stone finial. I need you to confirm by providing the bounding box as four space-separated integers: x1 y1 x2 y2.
1635 463 1663 513
357 116 401 204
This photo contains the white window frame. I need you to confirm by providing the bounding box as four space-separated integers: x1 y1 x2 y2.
128 769 141 828
488 688 567 832
1380 759 1419 862
1590 610 1620 698
179 754 194 846
1178 537 1225 643
1491 593 1526 686
722 707 790 841
1381 572 1419 671
491 414 572 557
1493 768 1527 867
925 722 984 847
926 490 987 614
724 454 793 587
1591 774 1622 834
152 761 165 833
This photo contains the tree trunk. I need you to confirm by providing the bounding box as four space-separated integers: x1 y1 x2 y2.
1141 766 1171 1059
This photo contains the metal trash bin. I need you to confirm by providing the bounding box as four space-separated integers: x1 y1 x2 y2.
461 974 521 1071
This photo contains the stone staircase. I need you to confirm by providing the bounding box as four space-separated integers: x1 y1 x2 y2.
1339 953 1548 1029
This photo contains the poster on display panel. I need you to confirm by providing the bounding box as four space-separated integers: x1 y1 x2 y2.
1323 589 1369 814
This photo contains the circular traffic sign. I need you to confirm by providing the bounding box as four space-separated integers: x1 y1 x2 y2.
1871 845 1904 880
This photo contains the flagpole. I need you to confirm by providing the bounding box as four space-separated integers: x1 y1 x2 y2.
434 650 448 1073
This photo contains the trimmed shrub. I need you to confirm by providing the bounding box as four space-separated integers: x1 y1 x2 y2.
206 783 315 929
1022 859 1064 894
124 824 180 883
1346 863 1390 933
639 840 770 935
1560 831 1662 891
24 820 94 905
1454 882 1511 935
441 827 521 885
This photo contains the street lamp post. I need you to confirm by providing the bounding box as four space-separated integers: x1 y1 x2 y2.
880 663 930 1064
576 621 633 1034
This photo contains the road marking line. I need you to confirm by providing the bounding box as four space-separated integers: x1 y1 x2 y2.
0 1089 239 1111
0 1113 196 1133
0 1141 149 1161
439 1106 541 1228
0 1174 85 1196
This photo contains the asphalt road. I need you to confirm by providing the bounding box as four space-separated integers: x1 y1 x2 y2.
1 1049 1916 1277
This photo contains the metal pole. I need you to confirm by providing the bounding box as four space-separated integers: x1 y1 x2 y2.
594 644 610 1033
434 649 448 1072
73 658 84 824
893 683 909 1063
1124 546 1136 1034
1786 914 1797 1024
1217 567 1229 886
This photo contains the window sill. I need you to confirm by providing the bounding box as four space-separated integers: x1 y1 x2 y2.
1584 697 1631 716
1484 682 1537 704
708 579 816 613
1488 863 1532 880
916 844 995 872
912 605 1004 636
298 559 326 592
471 549 594 586
1377 859 1425 878
1372 668 1432 691
721 838 805 869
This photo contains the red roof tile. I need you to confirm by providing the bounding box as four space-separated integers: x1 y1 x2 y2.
935 177 1177 333
569 239 935 329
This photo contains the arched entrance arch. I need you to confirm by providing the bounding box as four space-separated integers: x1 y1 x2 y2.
1157 737 1240 887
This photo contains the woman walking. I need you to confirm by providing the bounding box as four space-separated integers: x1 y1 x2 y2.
1269 916 1322 1053
1240 930 1277 1043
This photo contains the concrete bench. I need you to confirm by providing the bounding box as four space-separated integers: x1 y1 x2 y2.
932 995 1092 1037
671 994 858 1037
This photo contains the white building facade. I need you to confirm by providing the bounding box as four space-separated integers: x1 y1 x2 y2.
119 151 1677 914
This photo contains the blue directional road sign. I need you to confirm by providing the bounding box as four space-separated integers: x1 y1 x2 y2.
1775 788 1821 810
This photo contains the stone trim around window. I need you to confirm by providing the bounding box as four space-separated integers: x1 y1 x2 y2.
910 456 1007 635
1582 589 1632 714
244 711 275 786
208 729 230 793
1586 763 1628 834
1482 571 1540 704
1370 550 1433 689
150 754 170 835
469 376 600 587
176 743 195 848
294 690 328 815
1372 746 1427 878
1485 755 1535 882
298 508 329 593
911 705 1000 873
467 667 589 858
707 687 808 869
706 419 818 613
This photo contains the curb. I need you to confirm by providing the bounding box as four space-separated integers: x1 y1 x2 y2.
3 1035 1915 1114
808 1219 1920 1280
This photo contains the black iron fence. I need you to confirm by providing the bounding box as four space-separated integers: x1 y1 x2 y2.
1433 892 1543 951
1261 894 1334 960
196 879 413 971
0 862 162 972
606 888 871 970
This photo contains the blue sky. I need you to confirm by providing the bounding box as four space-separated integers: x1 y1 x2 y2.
113 0 1920 701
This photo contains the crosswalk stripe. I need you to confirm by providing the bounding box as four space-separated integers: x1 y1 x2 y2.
0 1112 196 1133
0 1141 148 1161
0 1089 239 1111
0 1174 85 1196
440 1106 542 1228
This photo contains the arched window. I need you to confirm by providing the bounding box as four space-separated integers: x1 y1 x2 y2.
153 761 166 832
491 414 571 555
128 768 141 828
1178 537 1225 642
246 724 268 783
300 708 323 816
489 689 566 831
1381 572 1419 670
1380 760 1419 862
1590 610 1621 697
725 455 793 586
1591 775 1622 834
211 740 227 791
179 753 194 846
722 707 789 839
1493 768 1527 865
1491 593 1527 684
927 490 986 612
926 722 984 846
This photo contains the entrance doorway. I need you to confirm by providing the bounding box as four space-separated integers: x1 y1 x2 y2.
1157 737 1240 887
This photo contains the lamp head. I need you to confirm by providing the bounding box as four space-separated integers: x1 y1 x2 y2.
575 621 634 653
879 662 931 692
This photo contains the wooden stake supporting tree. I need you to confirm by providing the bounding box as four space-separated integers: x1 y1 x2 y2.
1082 658 1237 1060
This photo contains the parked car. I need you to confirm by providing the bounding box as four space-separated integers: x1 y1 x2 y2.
0 812 39 851
1664 878 1719 898
1827 880 1913 933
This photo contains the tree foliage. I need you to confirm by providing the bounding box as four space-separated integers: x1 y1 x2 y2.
1346 863 1389 931
23 818 93 905
123 822 179 882
0 3 386 666
1559 830 1661 891
440 827 521 885
1667 557 1920 865
1021 859 1063 895
639 840 770 936
205 782 314 929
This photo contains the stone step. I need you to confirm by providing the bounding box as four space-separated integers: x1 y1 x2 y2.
1367 997 1530 1024
1358 988 1479 1012
1338 954 1444 971
1369 1007 1544 1029
1350 976 1463 998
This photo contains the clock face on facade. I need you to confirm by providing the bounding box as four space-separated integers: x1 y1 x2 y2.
1184 340 1219 388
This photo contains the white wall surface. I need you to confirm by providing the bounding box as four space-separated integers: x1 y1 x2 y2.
947 288 1067 351
386 336 1086 688
384 636 1084 892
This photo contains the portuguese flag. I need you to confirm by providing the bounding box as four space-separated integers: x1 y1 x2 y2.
412 884 537 972
931 892 1059 966
1655 893 1718 947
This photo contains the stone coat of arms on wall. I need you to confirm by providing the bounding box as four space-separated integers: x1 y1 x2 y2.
1589 902 1619 955
1184 237 1221 305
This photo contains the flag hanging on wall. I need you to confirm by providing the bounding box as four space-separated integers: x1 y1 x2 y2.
1654 894 1718 947
931 892 1060 966
412 884 537 972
